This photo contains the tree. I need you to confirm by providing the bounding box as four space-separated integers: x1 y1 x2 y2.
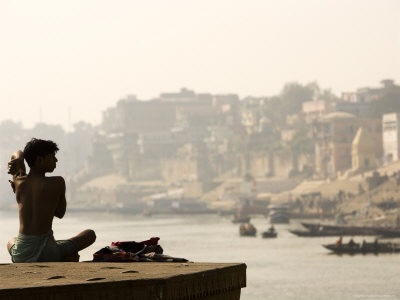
288 123 314 155
279 82 317 115
368 91 400 118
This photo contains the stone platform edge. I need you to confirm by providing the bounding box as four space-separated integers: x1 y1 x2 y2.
0 262 246 300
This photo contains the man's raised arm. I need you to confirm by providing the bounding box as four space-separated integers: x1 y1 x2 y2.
54 177 67 219
7 150 26 193
8 150 26 176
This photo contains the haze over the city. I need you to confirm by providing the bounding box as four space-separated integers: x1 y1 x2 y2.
1 0 399 130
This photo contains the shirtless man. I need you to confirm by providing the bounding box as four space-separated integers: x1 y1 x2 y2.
7 138 96 262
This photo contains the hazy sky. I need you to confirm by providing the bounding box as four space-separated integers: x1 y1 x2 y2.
1 0 399 130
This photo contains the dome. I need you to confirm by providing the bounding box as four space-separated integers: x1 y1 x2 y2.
320 111 356 122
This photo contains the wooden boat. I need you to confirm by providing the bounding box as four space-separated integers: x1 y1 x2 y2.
300 222 379 236
289 229 342 237
376 228 400 238
262 230 277 238
323 241 400 254
269 205 290 224
270 212 290 224
290 212 334 219
239 223 257 237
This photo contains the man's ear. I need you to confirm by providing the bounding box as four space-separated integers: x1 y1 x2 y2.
35 156 44 166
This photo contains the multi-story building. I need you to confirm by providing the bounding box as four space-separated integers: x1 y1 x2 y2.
382 113 400 163
92 88 241 182
160 87 196 102
102 96 177 134
341 79 398 104
302 99 334 123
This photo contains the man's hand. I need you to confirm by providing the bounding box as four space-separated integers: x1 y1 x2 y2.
8 180 15 193
8 158 25 175
8 150 26 176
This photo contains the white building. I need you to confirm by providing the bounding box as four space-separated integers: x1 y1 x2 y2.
302 99 334 123
382 113 400 163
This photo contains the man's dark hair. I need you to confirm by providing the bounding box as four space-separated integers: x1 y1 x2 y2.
23 138 59 167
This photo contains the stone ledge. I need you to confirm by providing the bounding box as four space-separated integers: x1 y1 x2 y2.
0 262 246 300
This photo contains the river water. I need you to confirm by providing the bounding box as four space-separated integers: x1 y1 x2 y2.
1 210 399 300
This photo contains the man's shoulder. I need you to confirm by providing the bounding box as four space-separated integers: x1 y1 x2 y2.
44 176 65 185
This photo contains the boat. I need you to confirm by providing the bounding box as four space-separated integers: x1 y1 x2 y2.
289 229 342 237
375 228 400 238
301 222 320 230
270 211 290 224
323 241 400 254
262 226 277 238
269 205 290 224
290 212 334 219
300 222 379 236
239 223 257 237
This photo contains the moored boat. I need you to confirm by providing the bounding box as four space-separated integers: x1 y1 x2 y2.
376 228 400 238
289 229 343 237
269 205 290 224
262 231 277 238
239 223 257 237
270 212 290 224
262 227 277 238
323 241 400 254
300 222 379 236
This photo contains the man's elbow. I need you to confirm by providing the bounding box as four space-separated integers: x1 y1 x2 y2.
55 210 66 219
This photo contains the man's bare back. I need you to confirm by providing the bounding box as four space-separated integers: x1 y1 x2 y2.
7 139 96 262
15 175 66 235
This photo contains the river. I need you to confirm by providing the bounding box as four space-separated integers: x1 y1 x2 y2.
1 211 399 299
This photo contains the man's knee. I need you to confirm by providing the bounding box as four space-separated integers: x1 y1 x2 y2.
85 229 96 245
71 229 96 251
7 237 16 252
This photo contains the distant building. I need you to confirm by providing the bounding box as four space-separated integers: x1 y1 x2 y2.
313 112 382 178
351 127 376 171
333 102 369 117
160 87 196 102
281 129 295 142
102 97 177 133
286 114 303 126
341 92 358 103
341 79 398 104
382 113 400 163
302 100 333 123
241 97 268 134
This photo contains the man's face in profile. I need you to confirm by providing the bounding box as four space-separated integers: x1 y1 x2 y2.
38 153 58 173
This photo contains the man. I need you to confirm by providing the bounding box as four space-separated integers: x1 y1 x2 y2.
7 138 96 262
336 236 342 247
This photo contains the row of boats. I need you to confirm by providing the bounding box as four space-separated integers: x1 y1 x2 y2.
234 212 400 238
232 205 291 224
239 223 277 238
236 220 400 255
